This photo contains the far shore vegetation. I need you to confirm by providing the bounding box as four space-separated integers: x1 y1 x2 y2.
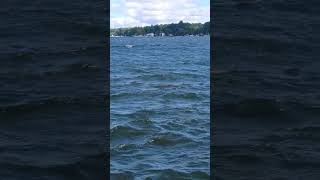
111 21 210 37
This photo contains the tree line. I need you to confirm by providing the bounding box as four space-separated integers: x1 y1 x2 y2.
111 21 210 36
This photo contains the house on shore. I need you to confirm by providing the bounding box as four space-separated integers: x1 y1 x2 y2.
146 33 155 37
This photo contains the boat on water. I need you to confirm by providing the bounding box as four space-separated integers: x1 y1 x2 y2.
125 44 134 48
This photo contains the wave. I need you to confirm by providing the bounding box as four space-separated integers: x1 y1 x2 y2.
43 20 106 36
136 72 204 81
137 74 179 81
163 92 201 100
225 153 262 164
113 143 140 151
1 44 104 57
110 43 165 49
110 92 136 100
0 62 102 81
0 152 107 179
152 83 182 89
62 62 101 73
147 169 209 180
110 171 135 180
216 98 288 118
129 118 154 128
0 96 104 117
126 109 157 119
214 35 309 55
147 132 194 146
110 125 146 139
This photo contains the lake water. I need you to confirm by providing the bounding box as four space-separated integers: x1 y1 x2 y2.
110 36 210 179
0 0 107 179
213 0 320 179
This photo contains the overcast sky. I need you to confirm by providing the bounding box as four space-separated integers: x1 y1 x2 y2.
111 0 210 28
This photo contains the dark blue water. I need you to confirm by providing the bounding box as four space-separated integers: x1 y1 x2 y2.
213 0 320 179
0 0 108 179
111 36 210 179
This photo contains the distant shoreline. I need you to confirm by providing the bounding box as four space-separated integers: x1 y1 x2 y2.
110 21 210 37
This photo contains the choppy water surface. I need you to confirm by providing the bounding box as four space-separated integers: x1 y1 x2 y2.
0 0 107 179
111 36 210 179
213 0 320 179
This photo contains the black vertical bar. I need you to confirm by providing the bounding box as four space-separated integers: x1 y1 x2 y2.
106 0 111 178
210 0 214 178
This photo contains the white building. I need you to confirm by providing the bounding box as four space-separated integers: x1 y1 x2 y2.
146 33 154 37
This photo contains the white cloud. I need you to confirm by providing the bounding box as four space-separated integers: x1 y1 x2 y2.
111 0 210 28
